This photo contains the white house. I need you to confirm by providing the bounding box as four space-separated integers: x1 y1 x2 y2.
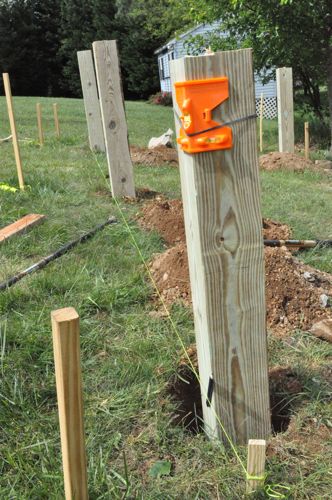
155 22 277 119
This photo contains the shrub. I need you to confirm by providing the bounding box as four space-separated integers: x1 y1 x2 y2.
148 91 173 106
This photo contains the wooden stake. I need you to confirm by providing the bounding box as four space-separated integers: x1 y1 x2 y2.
170 49 270 444
259 93 264 153
304 121 309 160
36 103 44 146
0 214 46 243
276 67 294 153
93 40 135 198
77 50 105 152
53 103 60 138
51 308 88 500
2 73 24 190
246 439 266 494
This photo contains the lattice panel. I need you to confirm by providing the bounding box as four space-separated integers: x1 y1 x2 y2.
255 97 277 119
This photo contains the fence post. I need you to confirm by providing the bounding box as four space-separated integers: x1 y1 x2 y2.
2 73 24 190
276 67 294 153
93 40 135 198
170 49 270 444
246 439 266 494
77 50 105 152
259 93 264 153
51 307 88 500
53 103 61 138
304 122 309 160
36 103 44 146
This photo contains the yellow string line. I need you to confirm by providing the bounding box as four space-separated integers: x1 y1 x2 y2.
91 152 290 498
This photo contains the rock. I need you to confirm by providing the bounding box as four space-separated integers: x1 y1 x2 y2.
310 318 332 343
303 271 315 282
148 128 174 149
320 294 331 308
315 160 332 169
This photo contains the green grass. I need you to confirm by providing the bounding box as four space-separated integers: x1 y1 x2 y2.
0 97 331 498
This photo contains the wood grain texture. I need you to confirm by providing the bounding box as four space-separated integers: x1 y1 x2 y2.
246 439 266 493
2 73 24 190
36 103 44 145
170 49 270 444
276 67 294 153
53 103 60 138
304 122 309 160
92 40 135 198
0 214 45 243
51 308 88 500
77 50 105 152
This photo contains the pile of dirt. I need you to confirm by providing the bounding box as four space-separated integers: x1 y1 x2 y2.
259 152 314 171
139 198 291 244
130 145 178 166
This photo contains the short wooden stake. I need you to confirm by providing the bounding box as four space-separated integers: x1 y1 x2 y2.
171 49 270 444
51 307 88 500
77 50 105 152
2 73 24 190
93 40 135 198
304 121 309 160
246 439 266 494
36 103 44 146
276 67 294 153
53 103 60 138
259 93 264 153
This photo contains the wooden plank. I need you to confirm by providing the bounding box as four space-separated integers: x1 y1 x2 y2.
36 103 44 145
259 93 264 153
304 121 309 160
276 67 294 153
77 50 105 152
246 439 266 493
0 214 45 243
53 103 60 138
51 307 88 500
92 40 135 198
170 49 270 444
2 73 24 190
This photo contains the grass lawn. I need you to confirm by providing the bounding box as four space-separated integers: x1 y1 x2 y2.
0 97 331 499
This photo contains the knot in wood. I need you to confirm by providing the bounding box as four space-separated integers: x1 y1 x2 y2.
109 120 116 130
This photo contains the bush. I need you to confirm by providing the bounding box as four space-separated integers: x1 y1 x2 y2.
148 91 173 106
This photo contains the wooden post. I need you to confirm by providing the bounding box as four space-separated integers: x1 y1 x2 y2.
304 121 309 160
36 103 44 145
51 307 88 500
246 439 266 494
276 67 294 153
2 73 24 190
53 103 60 138
170 49 270 444
77 50 105 152
259 93 264 153
93 40 135 198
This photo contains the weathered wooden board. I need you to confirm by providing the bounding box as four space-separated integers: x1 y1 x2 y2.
170 49 270 444
77 50 105 152
92 40 135 198
0 214 46 243
276 67 294 153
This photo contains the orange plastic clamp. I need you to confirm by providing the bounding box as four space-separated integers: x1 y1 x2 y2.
174 77 232 154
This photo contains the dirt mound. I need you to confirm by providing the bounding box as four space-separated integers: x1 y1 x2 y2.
259 152 313 171
138 199 185 245
131 145 178 166
150 243 332 333
139 199 292 244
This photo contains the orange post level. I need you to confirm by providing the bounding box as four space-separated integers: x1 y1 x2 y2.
175 77 232 154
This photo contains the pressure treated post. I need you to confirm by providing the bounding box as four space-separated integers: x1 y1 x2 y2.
246 439 266 494
93 40 135 198
276 67 294 153
259 93 264 153
53 103 60 138
77 50 105 152
51 307 88 500
2 73 24 190
36 103 44 146
304 122 309 160
170 49 270 444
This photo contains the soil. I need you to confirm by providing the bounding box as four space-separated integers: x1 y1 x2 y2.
259 152 314 171
142 197 331 333
130 145 178 166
